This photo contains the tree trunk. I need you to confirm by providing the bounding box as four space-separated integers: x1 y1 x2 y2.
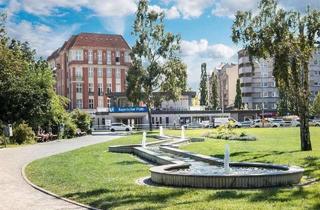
299 62 312 151
147 105 152 131
299 107 312 151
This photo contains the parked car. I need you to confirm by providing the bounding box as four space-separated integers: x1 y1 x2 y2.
239 120 254 127
213 118 242 128
110 123 132 132
185 122 202 129
270 119 286 127
251 119 281 128
200 120 211 128
291 119 300 127
310 119 320 127
309 119 320 127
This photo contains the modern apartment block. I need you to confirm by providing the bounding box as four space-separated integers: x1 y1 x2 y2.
212 63 239 110
48 33 131 113
238 49 320 110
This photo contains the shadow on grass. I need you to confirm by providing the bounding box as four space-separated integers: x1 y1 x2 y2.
63 188 111 199
113 160 141 165
213 150 300 163
91 189 188 209
302 156 320 177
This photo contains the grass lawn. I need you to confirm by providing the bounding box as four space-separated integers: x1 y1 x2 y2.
26 128 320 210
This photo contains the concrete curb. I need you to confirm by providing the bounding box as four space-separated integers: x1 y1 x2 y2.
22 164 99 210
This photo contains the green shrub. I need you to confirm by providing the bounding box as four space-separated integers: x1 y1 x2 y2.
71 109 92 133
13 122 36 144
63 119 77 139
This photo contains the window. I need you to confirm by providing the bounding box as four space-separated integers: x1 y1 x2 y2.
116 69 121 79
76 99 83 109
76 67 82 79
106 83 112 93
107 98 111 108
98 68 103 77
75 50 83 61
88 50 93 64
263 92 268 97
88 83 94 93
98 83 103 96
98 98 103 107
98 50 102 64
89 99 94 109
107 50 111 65
116 83 121 92
88 67 94 78
106 68 112 78
76 83 82 93
263 82 268 87
125 51 130 63
166 117 169 125
115 50 120 64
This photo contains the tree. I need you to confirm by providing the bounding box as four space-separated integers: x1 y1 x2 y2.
232 0 320 151
311 92 320 117
210 71 218 110
234 79 242 109
127 0 187 131
0 13 70 134
199 63 208 106
71 109 92 133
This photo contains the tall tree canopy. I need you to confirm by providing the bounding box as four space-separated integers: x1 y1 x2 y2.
210 71 218 110
199 63 208 106
234 79 242 109
311 92 320 117
232 0 320 151
127 0 187 131
0 13 68 131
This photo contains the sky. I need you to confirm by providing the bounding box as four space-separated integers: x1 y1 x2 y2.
0 0 320 89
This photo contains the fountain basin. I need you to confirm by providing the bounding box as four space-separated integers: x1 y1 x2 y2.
150 146 304 188
108 139 304 189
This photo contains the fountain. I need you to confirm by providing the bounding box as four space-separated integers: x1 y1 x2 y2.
141 131 147 148
181 126 185 139
109 134 304 188
159 126 164 137
224 144 231 174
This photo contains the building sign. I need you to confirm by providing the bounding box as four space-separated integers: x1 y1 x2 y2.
109 106 148 113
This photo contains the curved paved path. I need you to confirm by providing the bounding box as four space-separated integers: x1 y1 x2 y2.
0 135 120 210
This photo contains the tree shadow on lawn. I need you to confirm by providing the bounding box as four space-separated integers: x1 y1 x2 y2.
112 160 142 165
89 189 190 210
212 150 300 163
302 156 320 177
207 185 318 206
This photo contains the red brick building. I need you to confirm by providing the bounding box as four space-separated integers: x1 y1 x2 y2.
48 33 131 112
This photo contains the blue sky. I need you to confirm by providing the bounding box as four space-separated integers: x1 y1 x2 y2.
0 0 319 89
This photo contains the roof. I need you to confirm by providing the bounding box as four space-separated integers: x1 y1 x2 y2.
47 33 130 60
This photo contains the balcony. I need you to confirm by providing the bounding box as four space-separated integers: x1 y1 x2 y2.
240 77 252 84
239 66 252 74
241 86 253 93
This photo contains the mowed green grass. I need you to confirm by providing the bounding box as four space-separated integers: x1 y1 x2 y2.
26 128 320 210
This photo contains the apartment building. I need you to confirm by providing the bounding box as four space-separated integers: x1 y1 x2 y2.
238 49 320 110
48 33 131 113
211 63 239 110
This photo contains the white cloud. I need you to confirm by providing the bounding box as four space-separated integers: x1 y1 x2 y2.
7 20 78 56
212 0 320 19
181 39 235 59
180 39 237 88
149 5 181 19
176 0 214 19
166 6 180 19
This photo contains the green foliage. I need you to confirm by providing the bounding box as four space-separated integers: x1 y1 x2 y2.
63 118 77 139
210 71 218 110
232 0 320 151
127 0 187 130
199 63 208 106
13 122 36 144
311 92 320 116
0 12 70 134
234 79 242 109
71 109 92 133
